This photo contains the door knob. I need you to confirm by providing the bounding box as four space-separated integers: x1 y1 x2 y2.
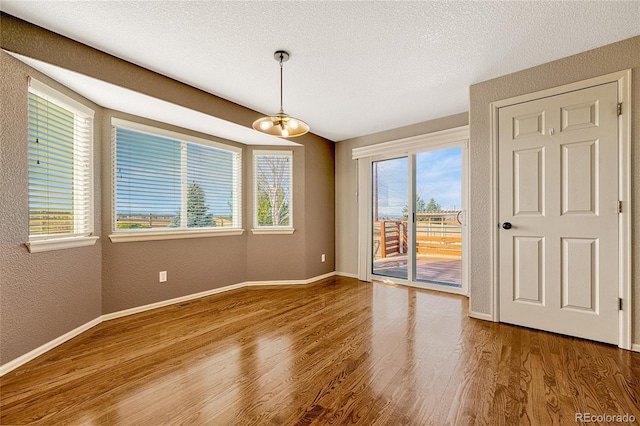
502 222 512 230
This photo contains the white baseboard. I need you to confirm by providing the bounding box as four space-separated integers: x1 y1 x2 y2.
245 280 305 286
468 311 493 322
0 272 339 376
246 271 336 287
303 271 337 283
0 316 102 377
102 281 247 321
335 271 358 279
632 344 640 353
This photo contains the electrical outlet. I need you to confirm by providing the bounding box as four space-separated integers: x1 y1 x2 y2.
159 271 167 282
321 254 326 263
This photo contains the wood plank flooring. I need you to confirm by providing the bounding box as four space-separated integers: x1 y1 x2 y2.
1 276 639 425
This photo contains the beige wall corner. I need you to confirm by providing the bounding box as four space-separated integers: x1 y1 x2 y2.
0 51 103 365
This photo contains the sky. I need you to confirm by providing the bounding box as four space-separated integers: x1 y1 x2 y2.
374 147 462 219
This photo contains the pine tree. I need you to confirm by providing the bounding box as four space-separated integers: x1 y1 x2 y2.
169 182 216 228
425 197 442 212
403 196 442 219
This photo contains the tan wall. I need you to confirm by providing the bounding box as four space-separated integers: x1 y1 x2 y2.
100 111 255 313
469 36 639 343
335 113 469 276
245 146 307 282
0 52 103 364
304 137 336 278
1 14 335 365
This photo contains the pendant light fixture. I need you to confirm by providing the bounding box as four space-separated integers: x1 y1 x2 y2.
252 50 309 138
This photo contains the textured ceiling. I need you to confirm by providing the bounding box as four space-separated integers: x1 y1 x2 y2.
2 1 639 142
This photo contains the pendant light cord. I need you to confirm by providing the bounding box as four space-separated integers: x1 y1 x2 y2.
279 53 284 114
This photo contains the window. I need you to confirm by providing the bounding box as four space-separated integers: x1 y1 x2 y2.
111 119 242 241
26 78 96 253
253 150 293 233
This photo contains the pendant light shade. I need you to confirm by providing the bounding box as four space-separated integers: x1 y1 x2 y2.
253 51 309 138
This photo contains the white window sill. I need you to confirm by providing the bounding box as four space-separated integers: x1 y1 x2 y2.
25 236 99 253
251 228 295 235
109 228 244 243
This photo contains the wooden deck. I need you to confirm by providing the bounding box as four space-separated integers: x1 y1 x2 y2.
373 254 461 286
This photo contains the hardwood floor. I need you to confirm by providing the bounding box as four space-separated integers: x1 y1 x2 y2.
1 276 639 425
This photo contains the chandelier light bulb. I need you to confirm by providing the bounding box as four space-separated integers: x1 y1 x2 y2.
259 120 273 130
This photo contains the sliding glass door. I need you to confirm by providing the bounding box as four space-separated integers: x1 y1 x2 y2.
413 147 463 288
371 157 408 280
368 142 467 294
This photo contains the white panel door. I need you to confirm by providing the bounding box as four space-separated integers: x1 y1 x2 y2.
498 82 619 344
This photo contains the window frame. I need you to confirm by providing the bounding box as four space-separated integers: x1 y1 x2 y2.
25 78 98 253
252 149 294 235
109 118 243 243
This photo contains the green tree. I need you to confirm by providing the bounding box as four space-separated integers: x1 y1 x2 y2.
257 187 288 226
257 156 290 226
425 197 442 212
257 190 272 226
169 182 216 228
402 195 429 218
402 196 443 219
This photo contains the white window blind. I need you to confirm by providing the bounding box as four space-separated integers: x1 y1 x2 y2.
254 150 293 228
28 79 94 240
113 120 241 232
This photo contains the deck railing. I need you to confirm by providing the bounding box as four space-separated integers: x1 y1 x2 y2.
373 217 462 260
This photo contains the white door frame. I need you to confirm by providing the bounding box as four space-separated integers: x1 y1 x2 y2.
490 70 632 350
353 126 470 296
